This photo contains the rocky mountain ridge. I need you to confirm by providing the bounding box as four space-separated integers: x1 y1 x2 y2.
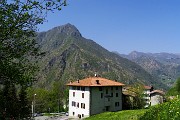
119 51 180 86
35 24 167 89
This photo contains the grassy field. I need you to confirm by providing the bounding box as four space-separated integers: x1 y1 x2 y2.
85 109 147 120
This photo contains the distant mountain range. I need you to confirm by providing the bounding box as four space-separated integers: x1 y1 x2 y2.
117 51 180 87
35 23 167 90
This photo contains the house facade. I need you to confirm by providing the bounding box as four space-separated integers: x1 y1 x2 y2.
150 90 165 106
143 86 153 107
67 77 124 119
143 86 165 107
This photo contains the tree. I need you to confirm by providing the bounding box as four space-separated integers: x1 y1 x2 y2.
28 81 69 113
176 77 180 94
167 77 180 97
126 83 146 109
1 81 19 119
133 83 146 109
19 86 31 119
0 0 67 119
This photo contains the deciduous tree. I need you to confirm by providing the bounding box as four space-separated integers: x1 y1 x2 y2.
0 0 66 119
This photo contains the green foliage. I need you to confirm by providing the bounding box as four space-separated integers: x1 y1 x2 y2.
0 0 67 119
176 77 180 94
2 82 19 119
139 98 180 120
166 87 178 96
19 86 31 119
127 83 146 109
85 109 147 120
167 77 180 96
27 81 69 113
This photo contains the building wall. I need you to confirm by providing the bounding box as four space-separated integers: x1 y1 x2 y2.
143 89 151 107
150 93 163 106
68 86 90 118
90 86 123 115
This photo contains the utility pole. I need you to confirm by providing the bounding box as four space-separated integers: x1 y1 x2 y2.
32 101 33 118
58 99 60 113
32 94 36 119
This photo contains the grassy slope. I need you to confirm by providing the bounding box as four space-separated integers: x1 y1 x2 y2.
85 109 147 120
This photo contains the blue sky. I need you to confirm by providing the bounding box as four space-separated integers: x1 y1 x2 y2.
38 0 180 54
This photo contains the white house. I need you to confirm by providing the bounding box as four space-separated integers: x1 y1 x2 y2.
143 86 153 107
67 77 124 119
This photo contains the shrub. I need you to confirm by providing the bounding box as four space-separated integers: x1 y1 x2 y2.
139 98 180 120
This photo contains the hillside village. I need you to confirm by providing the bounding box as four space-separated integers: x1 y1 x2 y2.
33 24 180 119
2 1 180 120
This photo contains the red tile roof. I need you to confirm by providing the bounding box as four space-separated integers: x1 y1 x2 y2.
66 77 125 87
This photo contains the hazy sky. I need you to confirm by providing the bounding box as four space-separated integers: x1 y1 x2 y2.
38 0 180 54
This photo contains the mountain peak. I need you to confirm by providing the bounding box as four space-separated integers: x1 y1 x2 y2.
128 51 145 59
52 23 82 37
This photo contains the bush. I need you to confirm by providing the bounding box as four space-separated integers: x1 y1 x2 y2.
139 98 180 120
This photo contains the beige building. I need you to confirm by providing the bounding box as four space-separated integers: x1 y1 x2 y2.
122 85 164 109
150 90 165 106
67 77 124 119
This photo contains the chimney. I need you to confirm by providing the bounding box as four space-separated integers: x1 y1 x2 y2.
96 80 100 84
77 80 79 83
95 73 97 77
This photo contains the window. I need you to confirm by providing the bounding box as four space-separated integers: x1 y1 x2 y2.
77 86 80 90
81 87 85 91
101 93 103 98
116 87 118 90
77 102 79 108
81 103 83 108
83 104 85 109
82 93 84 98
82 114 84 117
72 101 76 107
115 102 119 107
106 88 108 94
111 93 113 97
105 106 110 111
72 86 76 90
73 92 75 97
117 102 119 106
81 103 85 109
73 112 75 116
99 87 102 91
116 93 118 97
